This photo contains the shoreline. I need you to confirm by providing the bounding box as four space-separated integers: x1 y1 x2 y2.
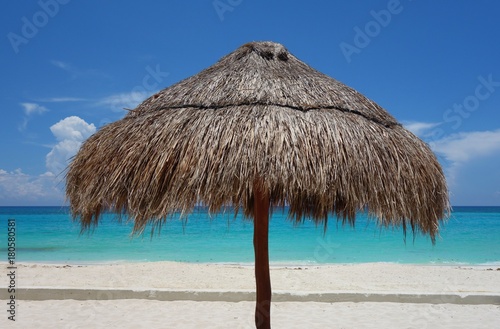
8 259 500 268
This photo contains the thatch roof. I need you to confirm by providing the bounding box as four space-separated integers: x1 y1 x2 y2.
66 41 449 240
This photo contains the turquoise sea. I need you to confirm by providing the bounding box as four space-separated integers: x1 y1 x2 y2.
1 206 499 265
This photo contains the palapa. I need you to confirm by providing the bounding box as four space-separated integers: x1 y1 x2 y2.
66 41 449 329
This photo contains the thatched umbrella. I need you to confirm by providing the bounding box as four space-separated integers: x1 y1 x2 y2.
67 41 449 329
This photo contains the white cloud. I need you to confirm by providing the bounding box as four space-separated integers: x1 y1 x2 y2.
0 169 64 205
403 121 441 137
19 102 49 131
46 116 96 175
98 91 153 112
19 117 29 132
0 116 97 205
431 129 500 163
38 97 86 102
20 102 48 115
51 60 71 70
46 140 84 175
50 116 96 142
50 60 110 80
430 129 500 187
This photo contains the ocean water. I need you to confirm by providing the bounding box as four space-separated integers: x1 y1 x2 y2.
0 206 499 265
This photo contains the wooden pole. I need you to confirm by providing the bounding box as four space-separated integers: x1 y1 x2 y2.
253 179 271 329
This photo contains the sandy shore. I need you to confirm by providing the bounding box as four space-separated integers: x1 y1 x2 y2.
1 262 499 328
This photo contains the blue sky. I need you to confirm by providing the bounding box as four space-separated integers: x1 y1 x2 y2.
1 0 499 206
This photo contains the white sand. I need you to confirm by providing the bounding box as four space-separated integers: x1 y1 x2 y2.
1 262 499 328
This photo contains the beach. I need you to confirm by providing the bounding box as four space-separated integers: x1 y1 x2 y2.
1 262 499 328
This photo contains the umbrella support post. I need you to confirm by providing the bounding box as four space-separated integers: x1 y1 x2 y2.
253 179 271 329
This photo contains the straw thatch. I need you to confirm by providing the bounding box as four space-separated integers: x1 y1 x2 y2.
66 41 449 240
